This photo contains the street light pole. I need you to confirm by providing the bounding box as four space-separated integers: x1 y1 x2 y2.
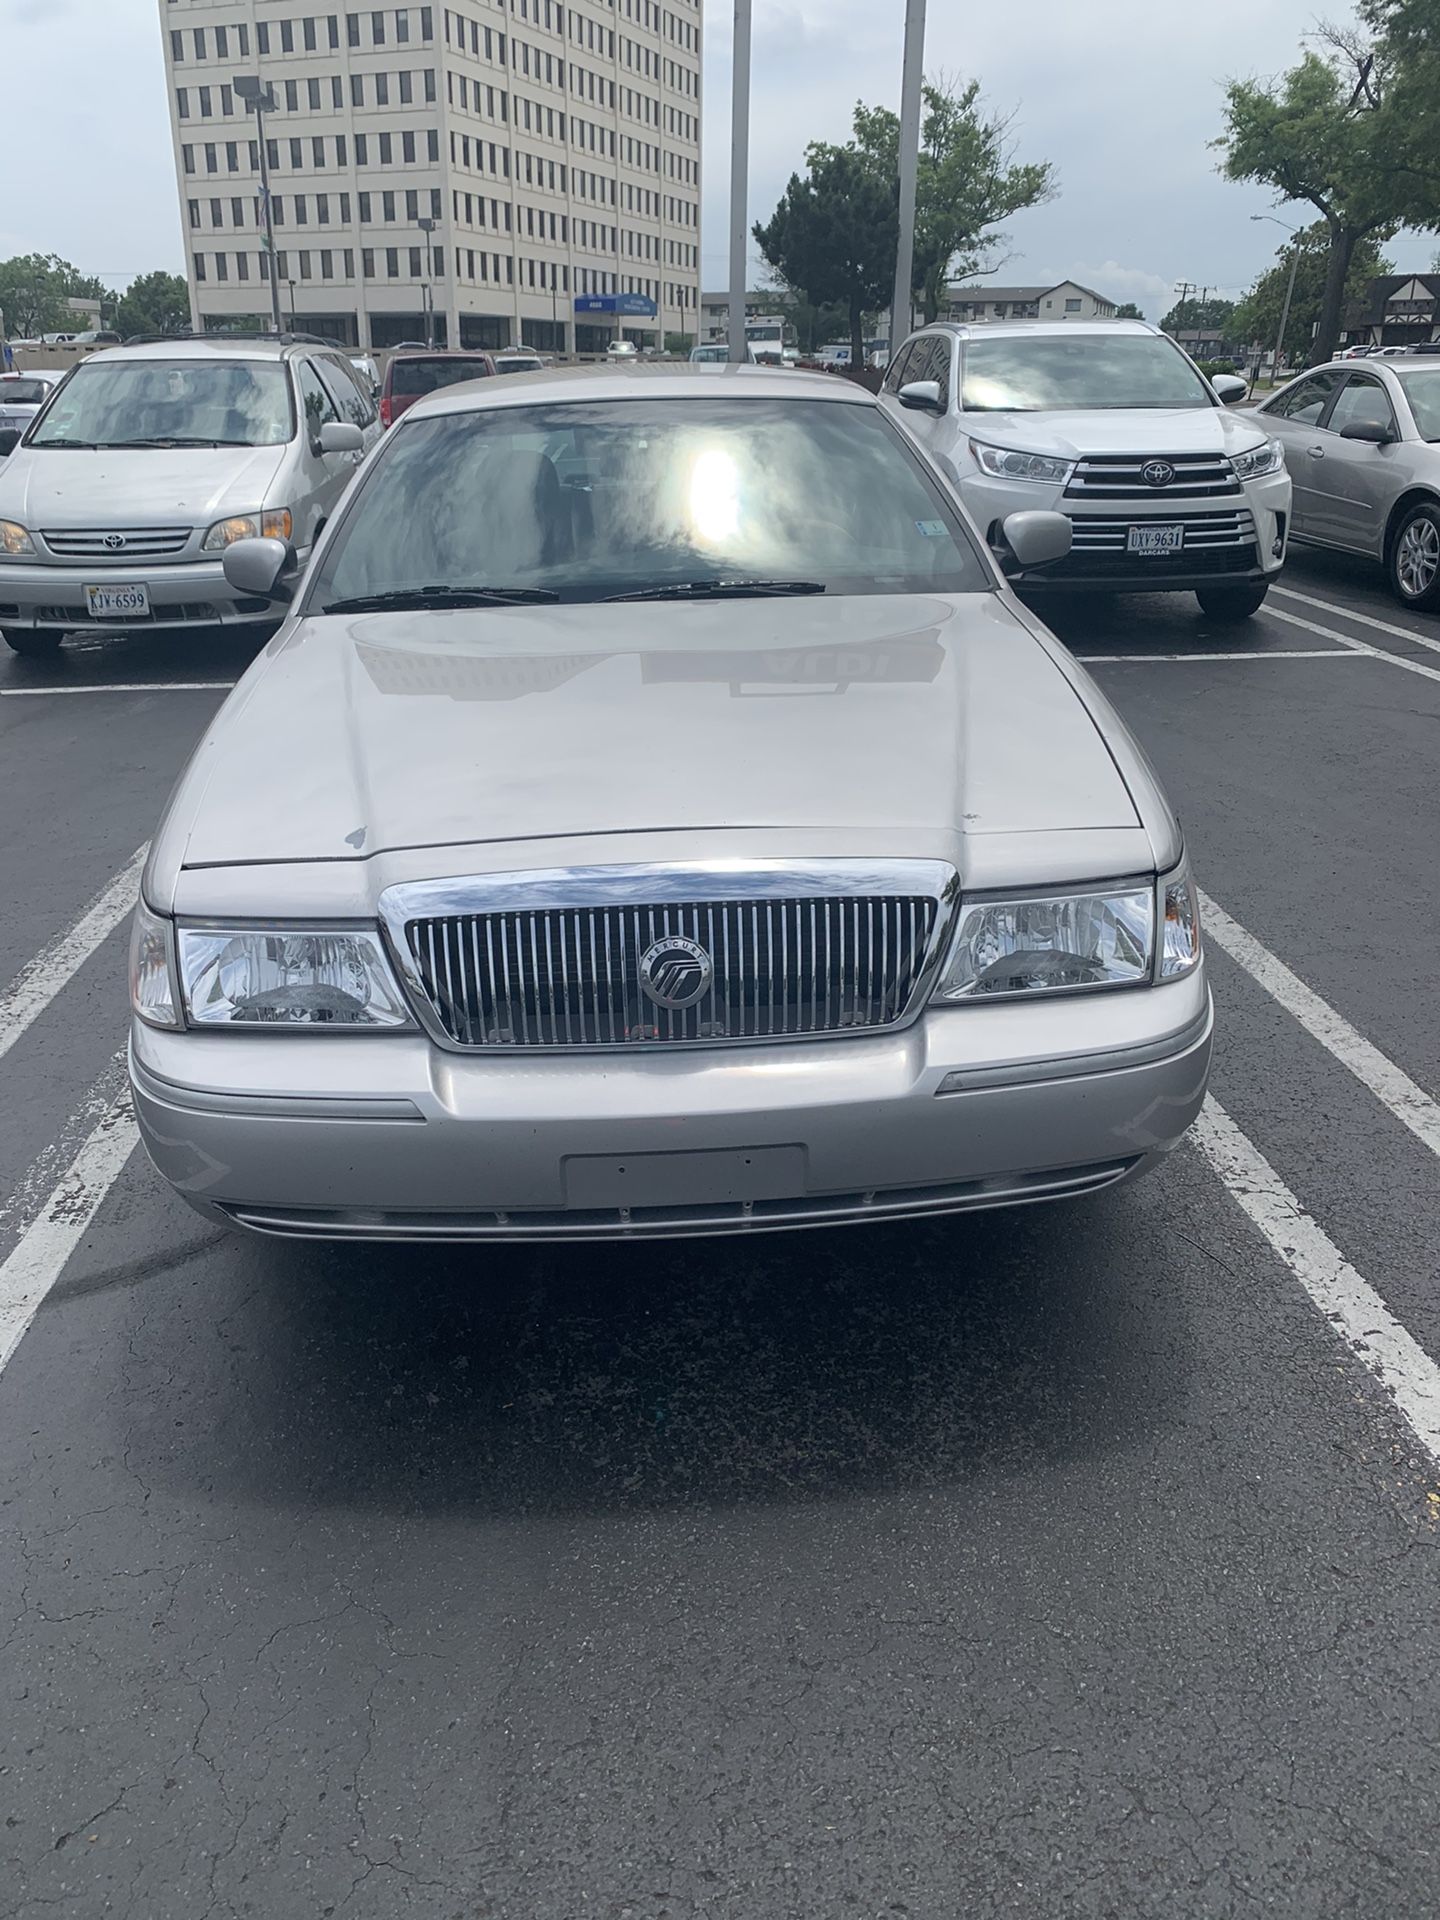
235 76 283 334
726 0 752 365
890 0 927 360
418 215 437 348
1252 213 1302 379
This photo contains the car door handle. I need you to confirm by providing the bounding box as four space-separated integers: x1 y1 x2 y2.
1309 444 1326 459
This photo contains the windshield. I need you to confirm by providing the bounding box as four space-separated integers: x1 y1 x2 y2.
961 334 1214 411
390 357 492 396
1396 368 1440 442
306 397 988 609
495 357 542 375
0 379 52 406
29 358 293 447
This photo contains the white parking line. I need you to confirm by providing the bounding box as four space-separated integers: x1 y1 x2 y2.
0 1090 139 1375
1275 584 1440 656
0 844 147 1065
1074 649 1362 663
0 682 236 697
1266 605 1440 687
1194 1096 1440 1469
1199 890 1440 1160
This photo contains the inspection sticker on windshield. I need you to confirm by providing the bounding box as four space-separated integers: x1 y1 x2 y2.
1127 525 1184 556
85 584 150 619
915 520 948 537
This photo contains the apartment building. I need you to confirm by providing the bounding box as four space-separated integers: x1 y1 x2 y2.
158 0 702 352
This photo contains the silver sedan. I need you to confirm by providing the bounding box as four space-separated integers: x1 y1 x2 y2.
1253 357 1440 608
128 365 1211 1243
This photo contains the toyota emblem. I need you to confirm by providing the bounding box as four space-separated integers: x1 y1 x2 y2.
638 935 714 1011
103 533 127 550
1140 460 1176 488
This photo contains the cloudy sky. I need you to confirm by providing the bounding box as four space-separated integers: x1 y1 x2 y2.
1 0 1435 315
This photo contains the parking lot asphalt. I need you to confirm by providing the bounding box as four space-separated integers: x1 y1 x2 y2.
3 551 1439 1919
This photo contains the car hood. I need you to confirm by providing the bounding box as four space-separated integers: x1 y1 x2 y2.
169 594 1141 873
0 444 290 528
963 406 1268 460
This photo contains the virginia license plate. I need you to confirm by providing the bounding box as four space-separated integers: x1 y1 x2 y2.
1127 524 1184 555
85 584 150 619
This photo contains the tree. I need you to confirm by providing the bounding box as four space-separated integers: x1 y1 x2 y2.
1160 295 1237 335
1113 302 1145 320
1361 0 1440 216
1231 222 1391 364
847 79 1056 323
112 271 191 340
0 254 85 337
753 145 897 370
1215 35 1437 362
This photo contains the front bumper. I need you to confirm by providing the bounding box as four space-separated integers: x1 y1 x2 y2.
130 971 1213 1241
0 555 296 631
960 467 1290 594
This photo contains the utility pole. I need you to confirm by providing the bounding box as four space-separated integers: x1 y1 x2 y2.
418 215 437 347
726 0 752 365
889 0 928 359
1273 240 1301 378
235 77 283 334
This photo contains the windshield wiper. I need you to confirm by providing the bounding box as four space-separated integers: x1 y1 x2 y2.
320 584 560 613
605 578 826 602
32 437 101 449
93 436 257 449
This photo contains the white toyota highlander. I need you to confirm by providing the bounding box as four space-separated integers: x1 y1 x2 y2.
880 319 1291 621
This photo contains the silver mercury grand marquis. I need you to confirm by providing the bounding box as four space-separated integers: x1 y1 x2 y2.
128 365 1212 1241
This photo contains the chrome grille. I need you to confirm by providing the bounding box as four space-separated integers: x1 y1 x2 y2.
1065 454 1240 500
404 892 942 1048
41 526 192 558
1069 508 1256 551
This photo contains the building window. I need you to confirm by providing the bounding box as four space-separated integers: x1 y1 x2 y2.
405 188 418 220
427 128 439 161
399 69 413 103
430 186 441 218
402 129 416 162
382 189 396 220
192 26 206 57
359 191 372 220
170 30 183 60
317 193 331 223
313 135 326 166
187 199 200 228
372 10 387 45
375 72 390 105
182 144 195 174
1065 297 1082 313
193 252 207 281
386 247 399 277
321 250 334 279
363 248 376 276
272 196 285 225
355 131 368 163
215 24 229 57
295 195 308 225
256 20 270 52
177 87 189 118
299 250 312 279
307 77 321 110
336 134 348 166
349 15 361 48
238 23 249 54
237 252 250 281
340 191 351 220
351 73 364 106
332 74 344 108
231 196 245 225
420 5 433 37
284 78 299 112
204 142 218 173
198 85 211 116
396 7 410 43
280 19 294 53
409 246 422 276
379 131 393 163
303 16 317 50
343 248 355 276
289 137 303 167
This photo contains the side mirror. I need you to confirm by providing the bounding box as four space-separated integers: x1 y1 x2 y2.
996 509 1073 573
0 429 19 458
898 379 944 414
1340 419 1394 446
1211 374 1250 404
317 419 364 455
222 535 294 603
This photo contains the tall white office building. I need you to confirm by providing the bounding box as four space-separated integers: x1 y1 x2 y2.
157 1 702 352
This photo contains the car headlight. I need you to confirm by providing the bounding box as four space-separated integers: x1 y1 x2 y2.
201 508 294 551
1230 438 1284 481
130 899 180 1029
0 519 35 556
969 441 1074 484
933 884 1155 1000
176 926 413 1028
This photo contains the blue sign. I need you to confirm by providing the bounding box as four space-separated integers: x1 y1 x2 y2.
573 293 657 318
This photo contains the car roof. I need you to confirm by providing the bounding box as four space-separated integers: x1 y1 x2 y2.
910 318 1160 343
2 367 67 381
96 337 311 364
401 361 870 420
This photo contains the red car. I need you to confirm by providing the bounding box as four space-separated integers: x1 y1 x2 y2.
379 349 545 426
